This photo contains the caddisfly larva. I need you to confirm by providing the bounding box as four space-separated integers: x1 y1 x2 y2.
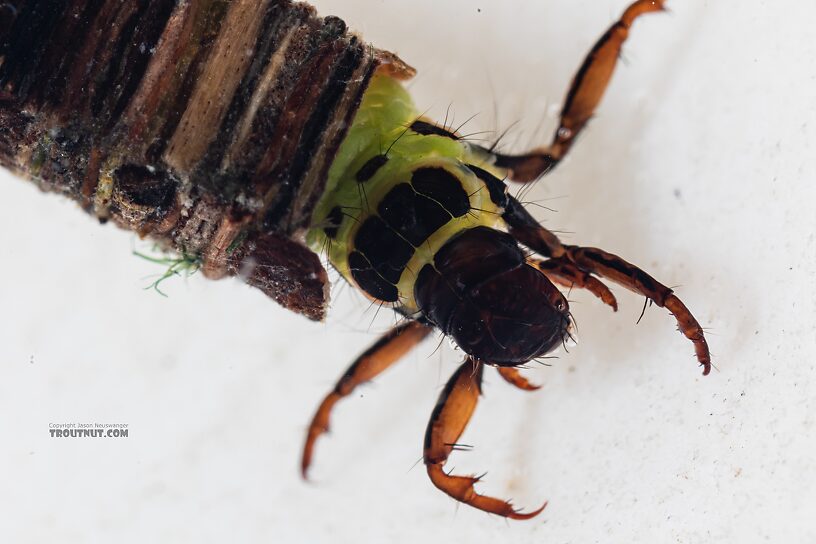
0 0 710 520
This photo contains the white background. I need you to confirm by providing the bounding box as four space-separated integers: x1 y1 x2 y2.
1 1 814 542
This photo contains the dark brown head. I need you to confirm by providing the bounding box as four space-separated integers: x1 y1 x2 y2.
414 227 571 365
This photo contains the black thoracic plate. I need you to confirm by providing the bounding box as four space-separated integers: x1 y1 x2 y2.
411 167 470 217
323 206 344 238
356 154 389 182
378 183 451 246
353 215 413 284
409 120 459 140
348 251 399 302
466 164 507 207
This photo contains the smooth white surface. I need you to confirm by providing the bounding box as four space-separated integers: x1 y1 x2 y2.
1 1 814 542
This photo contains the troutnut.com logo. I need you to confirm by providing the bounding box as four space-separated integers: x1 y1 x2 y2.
49 423 129 438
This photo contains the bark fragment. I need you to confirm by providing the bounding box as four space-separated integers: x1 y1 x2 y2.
0 0 396 320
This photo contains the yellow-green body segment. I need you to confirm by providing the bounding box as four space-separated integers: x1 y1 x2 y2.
307 74 510 312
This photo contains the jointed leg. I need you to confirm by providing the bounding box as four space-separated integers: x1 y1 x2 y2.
494 0 667 182
503 196 567 258
531 258 618 311
562 245 711 375
505 197 616 310
496 366 541 391
301 319 433 477
503 196 711 375
424 358 546 520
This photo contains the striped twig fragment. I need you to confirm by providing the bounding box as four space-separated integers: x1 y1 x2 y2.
0 0 410 319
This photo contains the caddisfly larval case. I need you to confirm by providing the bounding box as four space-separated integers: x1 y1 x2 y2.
0 0 413 320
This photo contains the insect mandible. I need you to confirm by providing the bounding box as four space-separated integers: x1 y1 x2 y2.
0 0 710 520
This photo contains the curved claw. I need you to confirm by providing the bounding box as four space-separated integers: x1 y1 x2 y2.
664 294 712 375
301 393 340 478
427 464 547 520
497 366 541 391
621 0 667 25
582 275 618 312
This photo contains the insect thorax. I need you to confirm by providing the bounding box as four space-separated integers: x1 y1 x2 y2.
307 74 509 312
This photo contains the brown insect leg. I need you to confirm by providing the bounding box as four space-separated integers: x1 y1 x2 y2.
531 258 618 312
503 196 710 375
424 358 547 520
503 196 567 258
563 245 711 375
301 320 433 478
506 198 616 309
496 366 542 391
494 0 667 182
